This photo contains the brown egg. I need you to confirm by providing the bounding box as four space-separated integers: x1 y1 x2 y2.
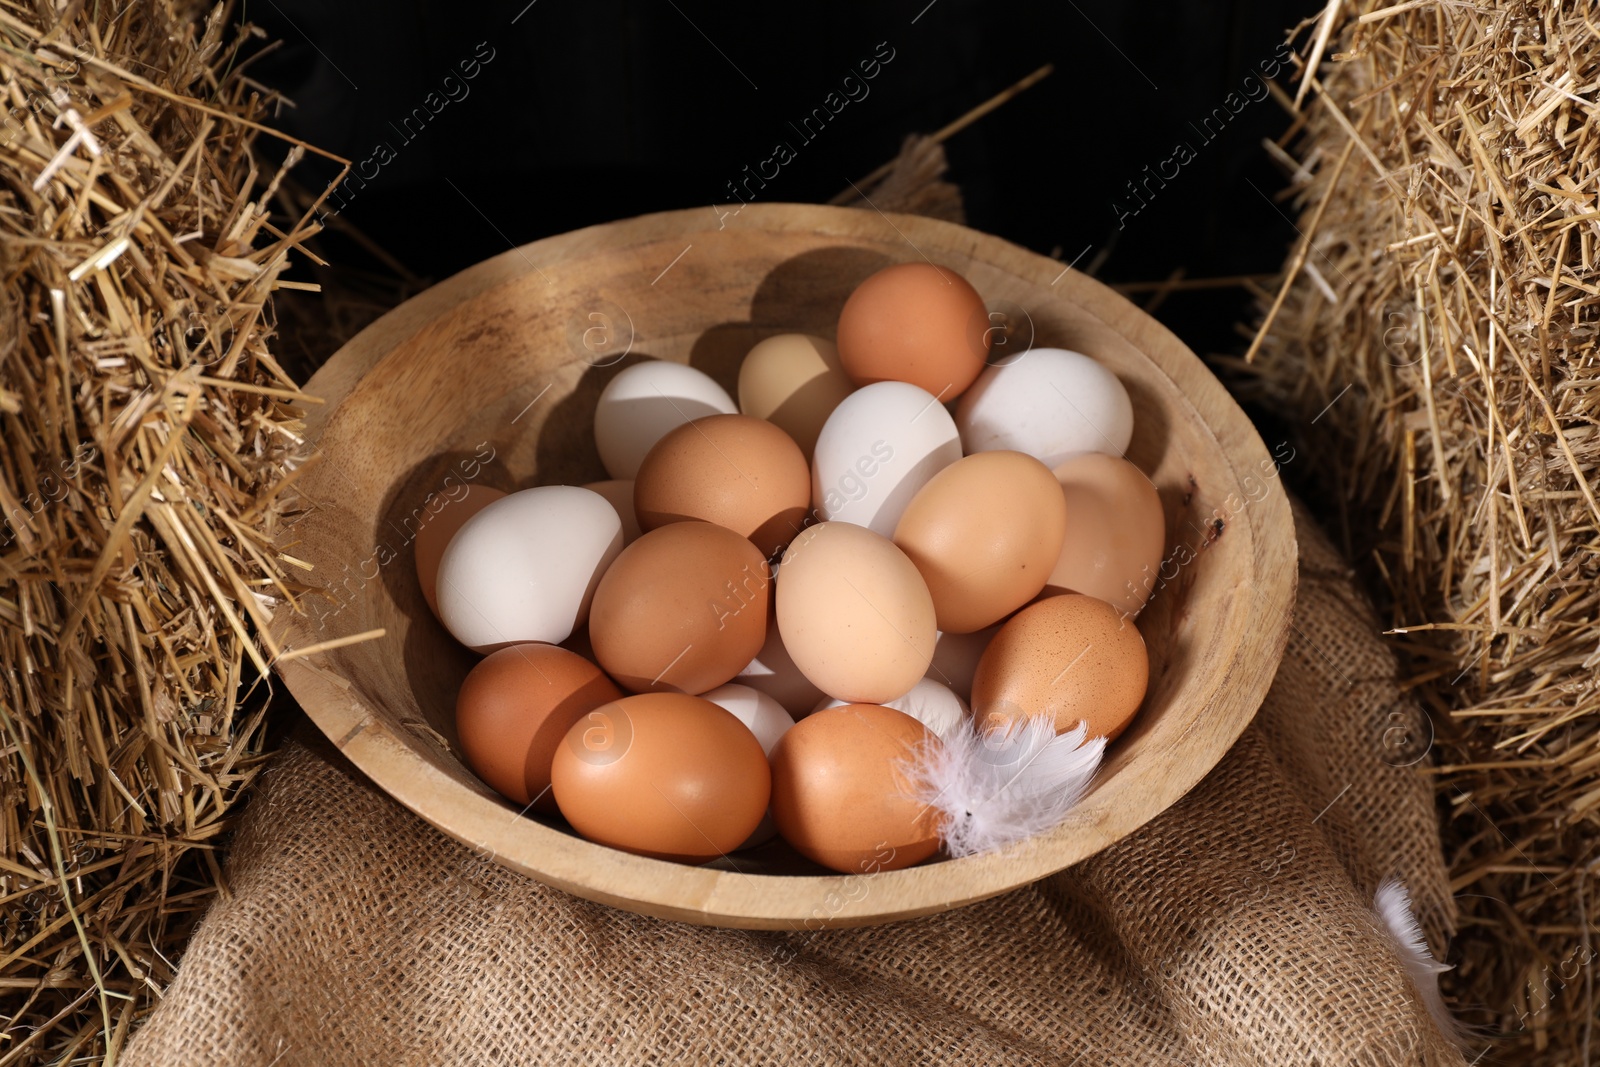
893 451 1067 634
835 263 990 399
550 692 770 862
414 484 506 618
633 414 811 557
971 594 1148 742
454 643 623 812
769 703 940 874
589 521 769 694
1044 454 1167 618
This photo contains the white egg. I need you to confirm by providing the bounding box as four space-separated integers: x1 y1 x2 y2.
735 617 826 718
811 381 961 537
700 683 795 755
955 347 1133 465
701 683 794 848
593 361 737 479
813 677 968 739
436 486 622 652
927 625 1001 702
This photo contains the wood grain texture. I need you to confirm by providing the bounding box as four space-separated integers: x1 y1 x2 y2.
273 204 1298 928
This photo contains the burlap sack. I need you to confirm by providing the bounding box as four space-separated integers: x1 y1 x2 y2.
125 501 1467 1066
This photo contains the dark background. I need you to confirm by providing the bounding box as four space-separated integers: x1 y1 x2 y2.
250 0 1315 366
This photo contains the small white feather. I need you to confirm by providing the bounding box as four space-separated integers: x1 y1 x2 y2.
1373 878 1468 1047
903 714 1104 858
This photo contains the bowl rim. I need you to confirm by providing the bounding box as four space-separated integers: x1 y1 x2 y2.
276 202 1298 929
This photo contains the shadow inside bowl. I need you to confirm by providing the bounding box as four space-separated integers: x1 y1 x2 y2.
749 246 895 332
367 449 520 744
688 324 760 397
531 353 653 488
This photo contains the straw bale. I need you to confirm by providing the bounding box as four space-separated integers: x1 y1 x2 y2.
0 2 342 1062
1236 2 1600 1060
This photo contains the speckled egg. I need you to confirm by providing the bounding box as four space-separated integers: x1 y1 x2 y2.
970 593 1148 741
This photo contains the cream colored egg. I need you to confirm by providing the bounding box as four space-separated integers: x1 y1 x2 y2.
735 602 827 717
737 334 855 459
776 522 935 704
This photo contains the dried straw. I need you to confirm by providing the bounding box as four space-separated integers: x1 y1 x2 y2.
832 64 1054 224
0 2 342 1062
1234 2 1600 1060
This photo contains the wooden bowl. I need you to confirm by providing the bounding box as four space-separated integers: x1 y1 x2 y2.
275 204 1296 929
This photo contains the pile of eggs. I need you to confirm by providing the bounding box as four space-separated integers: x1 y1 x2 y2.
418 263 1167 874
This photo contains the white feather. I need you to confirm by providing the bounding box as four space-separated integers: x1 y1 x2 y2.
1373 878 1469 1046
903 714 1104 858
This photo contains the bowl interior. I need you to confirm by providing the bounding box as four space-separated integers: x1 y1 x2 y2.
276 204 1296 928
